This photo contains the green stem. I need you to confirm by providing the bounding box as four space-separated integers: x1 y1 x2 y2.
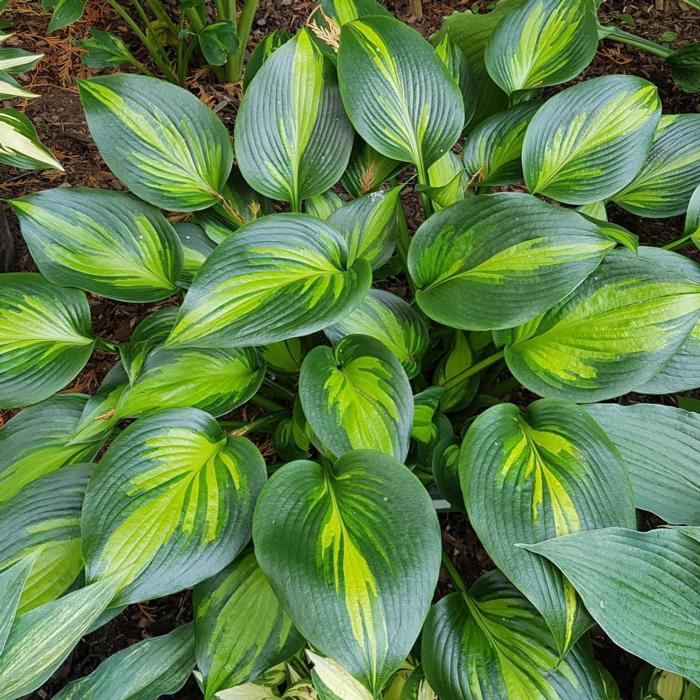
127 53 157 77
229 0 259 82
221 412 284 434
441 550 468 596
263 377 295 400
599 25 672 58
663 233 694 251
251 394 285 413
442 349 506 390
214 0 228 19
95 336 119 352
416 161 433 219
145 0 178 35
184 6 205 32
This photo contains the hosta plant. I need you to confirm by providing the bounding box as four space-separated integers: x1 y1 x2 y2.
2 0 700 698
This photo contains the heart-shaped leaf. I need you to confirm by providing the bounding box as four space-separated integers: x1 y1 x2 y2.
79 74 233 211
194 552 303 699
300 334 413 460
253 450 441 695
12 188 183 302
408 193 614 331
82 408 267 604
524 528 700 686
0 274 94 408
235 29 353 209
338 15 464 174
523 75 661 204
460 399 635 654
166 214 371 349
500 250 700 401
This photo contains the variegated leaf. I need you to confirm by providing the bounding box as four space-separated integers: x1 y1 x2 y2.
324 289 429 379
408 193 613 331
433 331 479 413
262 338 305 374
243 30 292 91
0 556 35 656
82 408 267 604
327 188 401 269
485 0 597 94
337 16 464 175
79 74 233 211
460 399 636 654
194 552 303 699
425 151 467 211
0 464 91 615
253 450 441 695
173 223 216 287
235 29 353 210
54 624 196 700
308 651 373 700
0 71 38 100
688 183 700 245
501 249 700 401
0 108 62 171
166 214 371 349
299 334 413 460
432 32 475 127
0 47 42 73
422 571 613 700
523 75 661 204
320 0 391 24
613 114 700 218
0 274 94 408
341 137 404 198
116 346 265 419
462 101 540 186
305 190 344 221
13 188 183 302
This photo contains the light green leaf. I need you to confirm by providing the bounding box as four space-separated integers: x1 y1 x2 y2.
462 101 540 186
308 651 373 700
524 527 700 686
194 552 303 699
82 408 267 604
585 403 700 525
116 346 265 418
422 571 612 700
433 331 479 413
253 451 441 695
432 32 476 127
320 0 391 24
688 184 700 245
410 386 445 446
173 222 216 287
501 249 700 401
0 556 36 656
0 274 94 408
485 0 597 94
341 137 404 198
262 338 305 374
0 108 62 171
0 47 42 73
460 399 635 654
47 0 88 32
613 114 700 218
583 215 639 252
12 188 183 302
635 666 700 700
425 151 467 210
79 74 233 211
408 192 614 331
299 334 413 460
324 289 429 379
0 464 91 615
0 71 38 100
54 624 196 700
235 29 353 209
523 75 661 204
305 190 344 220
338 16 464 173
166 214 371 349
0 578 118 700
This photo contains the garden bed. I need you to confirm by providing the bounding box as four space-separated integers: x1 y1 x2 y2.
1 1 699 698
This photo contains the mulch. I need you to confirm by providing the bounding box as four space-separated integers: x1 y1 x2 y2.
1 1 697 697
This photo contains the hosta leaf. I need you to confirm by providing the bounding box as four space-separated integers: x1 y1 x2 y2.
422 571 611 700
337 16 464 172
305 190 344 220
116 346 265 419
0 108 62 171
462 101 540 186
501 250 700 402
324 289 429 379
613 114 700 218
0 556 35 655
327 187 401 269
411 387 445 446
76 30 138 70
300 334 412 460
432 32 476 127
384 665 435 700
320 0 391 24
308 651 373 700
13 188 183 302
634 247 700 394
524 528 700 686
194 552 303 699
0 395 99 503
0 578 118 700
173 223 216 287
166 214 371 349
0 465 91 615
262 338 305 374
0 48 42 73
253 451 441 695
78 74 233 211
47 0 88 32
198 20 239 66
433 331 479 413
119 306 179 383
0 71 38 100
485 0 597 94
585 403 700 525
82 408 267 604
235 29 353 209
408 193 613 331
341 137 404 198
523 75 661 204
668 41 700 94
688 184 700 243
460 399 635 654
425 151 467 210
0 274 94 408
54 624 196 700
635 666 700 700
243 30 292 91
